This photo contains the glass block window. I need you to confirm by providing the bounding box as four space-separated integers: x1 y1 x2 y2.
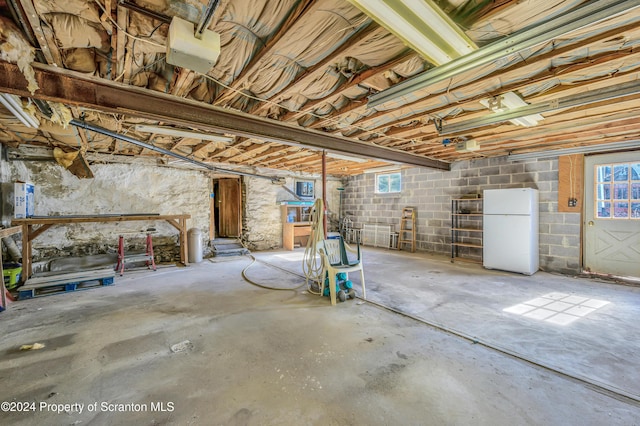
595 162 640 219
375 172 401 194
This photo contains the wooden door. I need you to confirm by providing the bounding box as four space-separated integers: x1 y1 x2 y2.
218 178 242 237
584 152 640 278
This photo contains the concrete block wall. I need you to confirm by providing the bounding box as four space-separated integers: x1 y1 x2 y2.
343 156 582 275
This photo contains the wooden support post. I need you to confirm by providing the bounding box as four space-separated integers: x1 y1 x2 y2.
322 150 327 239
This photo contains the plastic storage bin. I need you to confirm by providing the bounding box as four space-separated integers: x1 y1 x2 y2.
3 263 22 290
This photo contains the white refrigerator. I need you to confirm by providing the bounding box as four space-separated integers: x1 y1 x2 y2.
483 188 539 275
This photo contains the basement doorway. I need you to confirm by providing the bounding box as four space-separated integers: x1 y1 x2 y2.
584 152 640 279
212 178 242 238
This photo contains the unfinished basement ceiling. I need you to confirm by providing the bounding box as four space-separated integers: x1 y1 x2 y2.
0 0 639 176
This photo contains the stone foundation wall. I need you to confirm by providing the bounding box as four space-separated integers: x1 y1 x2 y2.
242 175 344 251
1 158 211 264
343 156 581 275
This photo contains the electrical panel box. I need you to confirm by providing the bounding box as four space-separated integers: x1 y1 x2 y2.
166 16 220 74
455 140 480 152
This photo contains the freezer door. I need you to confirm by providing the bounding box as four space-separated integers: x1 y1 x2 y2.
483 188 537 215
483 215 538 275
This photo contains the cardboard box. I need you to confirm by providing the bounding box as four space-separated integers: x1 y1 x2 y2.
14 181 34 218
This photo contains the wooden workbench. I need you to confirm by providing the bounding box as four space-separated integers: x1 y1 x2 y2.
12 214 191 282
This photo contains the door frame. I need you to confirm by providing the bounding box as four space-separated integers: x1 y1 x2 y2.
583 152 640 278
212 177 243 238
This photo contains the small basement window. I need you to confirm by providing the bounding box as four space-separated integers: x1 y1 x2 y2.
295 180 314 198
376 172 401 194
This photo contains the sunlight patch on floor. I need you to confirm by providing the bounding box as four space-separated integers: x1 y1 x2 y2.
503 292 610 325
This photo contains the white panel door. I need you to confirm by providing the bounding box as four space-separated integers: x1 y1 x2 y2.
584 153 640 278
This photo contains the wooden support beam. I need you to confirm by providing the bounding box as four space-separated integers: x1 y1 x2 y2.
18 0 62 65
245 145 293 164
226 142 274 163
116 6 129 81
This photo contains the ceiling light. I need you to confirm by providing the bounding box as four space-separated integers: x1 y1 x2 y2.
327 152 368 163
507 140 640 161
348 0 476 65
0 93 40 128
368 0 638 108
135 125 233 143
479 92 544 128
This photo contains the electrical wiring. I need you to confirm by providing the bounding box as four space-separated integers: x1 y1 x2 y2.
93 0 166 49
302 199 326 295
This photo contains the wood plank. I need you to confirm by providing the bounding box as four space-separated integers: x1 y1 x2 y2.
116 5 128 79
558 154 584 213
0 226 22 238
18 0 62 66
24 268 116 288
13 214 190 225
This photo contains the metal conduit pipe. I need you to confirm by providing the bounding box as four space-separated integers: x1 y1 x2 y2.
196 0 220 39
70 119 279 181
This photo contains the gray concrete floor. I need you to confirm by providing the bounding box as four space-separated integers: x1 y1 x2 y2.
1 248 639 425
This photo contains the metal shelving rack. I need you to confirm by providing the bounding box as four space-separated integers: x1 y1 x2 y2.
451 198 483 263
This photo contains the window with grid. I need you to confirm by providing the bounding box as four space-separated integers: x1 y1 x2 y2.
594 162 640 219
375 172 401 194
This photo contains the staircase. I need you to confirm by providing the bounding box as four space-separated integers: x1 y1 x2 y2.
211 238 250 257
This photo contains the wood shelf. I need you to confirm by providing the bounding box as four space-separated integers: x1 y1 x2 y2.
452 242 483 248
452 228 483 232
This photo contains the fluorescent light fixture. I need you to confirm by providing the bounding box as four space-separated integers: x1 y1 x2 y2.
135 124 233 143
0 93 40 128
327 152 368 163
507 140 640 161
440 79 640 135
348 0 476 65
368 0 638 108
479 92 544 128
363 165 402 174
